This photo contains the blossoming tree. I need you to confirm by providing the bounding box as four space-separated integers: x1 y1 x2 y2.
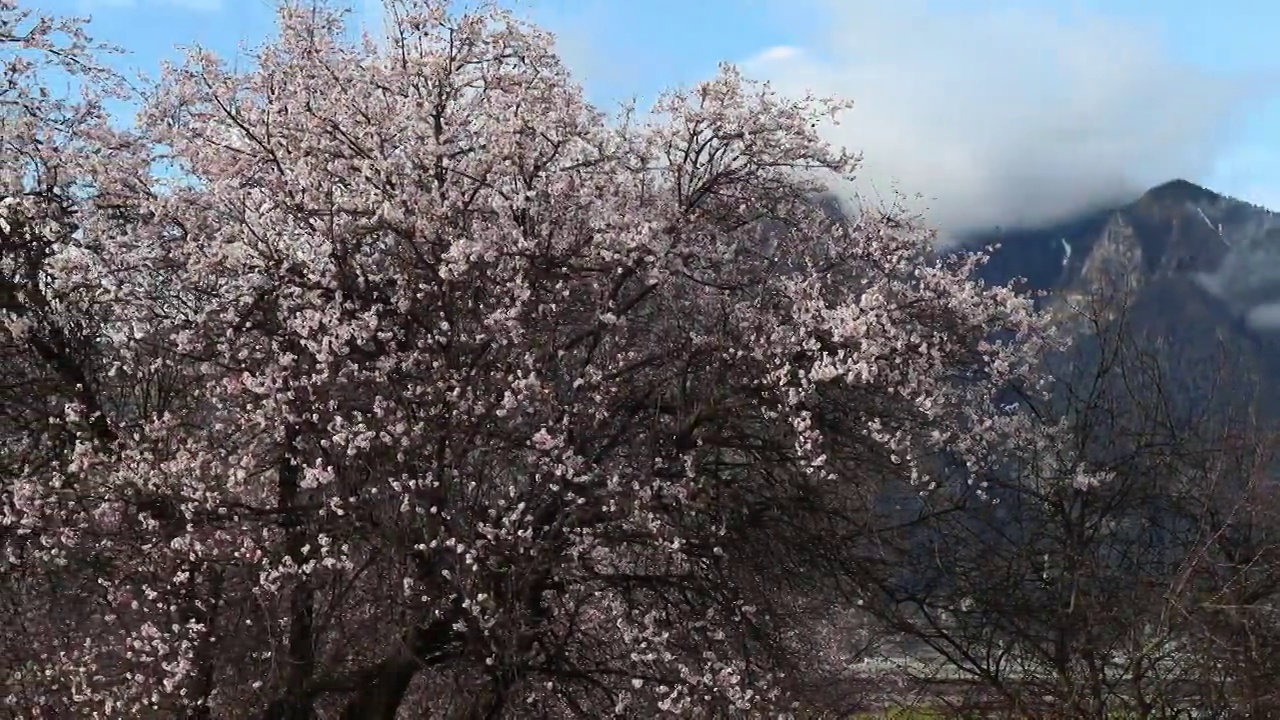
2 1 1057 716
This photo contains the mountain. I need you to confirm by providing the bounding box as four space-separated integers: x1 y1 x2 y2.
971 178 1274 299
861 183 1280 696
964 179 1280 402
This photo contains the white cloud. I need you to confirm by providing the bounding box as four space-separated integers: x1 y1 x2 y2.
1245 303 1280 330
752 45 801 63
741 0 1272 238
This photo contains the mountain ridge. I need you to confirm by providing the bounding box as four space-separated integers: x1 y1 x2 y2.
971 177 1277 295
966 177 1280 408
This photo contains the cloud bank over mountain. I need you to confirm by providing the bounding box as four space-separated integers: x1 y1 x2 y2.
742 0 1269 237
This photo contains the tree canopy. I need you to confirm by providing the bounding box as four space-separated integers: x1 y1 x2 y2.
1 2 1092 717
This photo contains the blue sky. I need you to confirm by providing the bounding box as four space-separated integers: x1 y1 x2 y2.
37 0 1280 229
